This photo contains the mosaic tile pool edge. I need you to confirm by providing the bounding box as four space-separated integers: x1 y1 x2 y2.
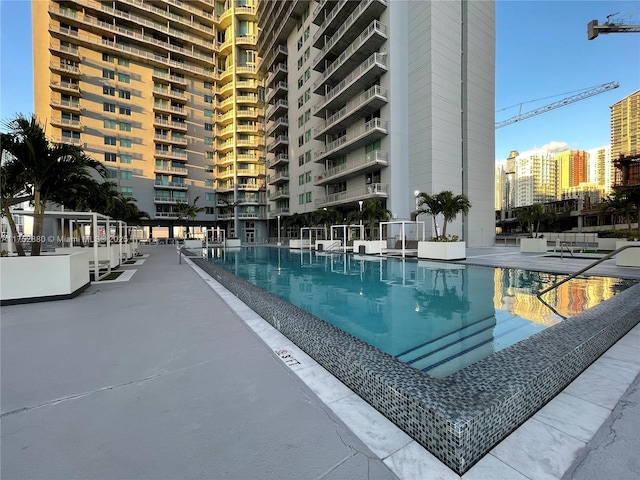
192 257 640 475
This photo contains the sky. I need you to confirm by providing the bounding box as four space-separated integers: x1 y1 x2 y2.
1 0 639 161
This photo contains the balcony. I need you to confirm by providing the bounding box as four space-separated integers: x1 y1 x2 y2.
216 110 235 125
267 171 289 186
312 0 360 48
154 197 188 204
217 168 235 180
236 35 257 47
267 117 289 136
269 207 291 216
265 99 288 120
154 134 188 146
154 181 188 190
266 81 288 103
51 136 82 147
314 85 388 138
154 212 180 219
153 102 187 116
153 117 188 131
314 52 388 109
315 151 388 185
154 165 188 175
48 43 80 61
315 183 388 208
315 118 388 162
268 188 290 200
236 93 260 105
153 87 187 102
265 63 288 88
313 21 388 88
313 0 387 60
50 99 81 113
50 117 83 131
267 135 289 152
236 108 260 119
217 139 235 153
153 149 188 161
49 61 80 77
267 153 289 169
217 124 234 139
152 70 188 87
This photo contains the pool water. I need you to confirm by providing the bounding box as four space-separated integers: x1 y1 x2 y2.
207 247 636 378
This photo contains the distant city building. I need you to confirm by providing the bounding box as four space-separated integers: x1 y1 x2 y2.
586 145 614 193
610 89 639 160
513 148 557 207
556 150 587 191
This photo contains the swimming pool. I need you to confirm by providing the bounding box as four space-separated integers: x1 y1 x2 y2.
191 248 640 474
205 247 635 378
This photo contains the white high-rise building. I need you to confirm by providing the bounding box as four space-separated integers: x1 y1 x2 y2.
258 0 496 246
587 145 614 194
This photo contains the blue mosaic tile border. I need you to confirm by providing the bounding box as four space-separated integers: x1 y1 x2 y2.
192 257 640 474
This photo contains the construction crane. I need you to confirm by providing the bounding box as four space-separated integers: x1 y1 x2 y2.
588 13 640 40
495 81 619 129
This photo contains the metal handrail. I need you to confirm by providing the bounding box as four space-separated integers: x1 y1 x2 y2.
537 244 640 297
559 242 575 259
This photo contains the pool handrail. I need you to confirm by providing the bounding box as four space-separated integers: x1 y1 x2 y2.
537 243 640 297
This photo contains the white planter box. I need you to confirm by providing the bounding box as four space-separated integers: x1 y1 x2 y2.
418 241 466 260
1 251 90 304
289 239 312 249
520 238 548 253
225 238 241 247
597 238 619 251
353 240 386 254
183 239 203 249
615 241 640 267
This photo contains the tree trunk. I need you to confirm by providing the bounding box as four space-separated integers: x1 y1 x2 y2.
431 216 439 240
30 190 44 256
2 205 26 256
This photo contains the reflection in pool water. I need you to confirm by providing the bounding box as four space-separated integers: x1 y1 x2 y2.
207 247 635 377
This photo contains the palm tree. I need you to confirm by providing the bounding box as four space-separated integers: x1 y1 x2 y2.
285 212 308 238
0 161 30 256
176 196 206 238
516 203 546 238
436 191 471 239
361 200 391 240
415 192 443 240
599 189 637 237
2 114 106 255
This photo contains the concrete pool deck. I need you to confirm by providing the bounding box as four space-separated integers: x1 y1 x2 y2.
1 244 639 479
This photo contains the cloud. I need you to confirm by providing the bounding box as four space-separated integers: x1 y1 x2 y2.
539 141 567 152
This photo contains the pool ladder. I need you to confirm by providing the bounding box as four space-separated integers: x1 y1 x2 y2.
537 243 640 297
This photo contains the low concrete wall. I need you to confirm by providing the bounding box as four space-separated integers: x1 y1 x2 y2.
597 238 620 251
418 241 466 260
183 239 203 249
289 239 312 249
55 245 120 268
353 240 385 254
520 238 548 253
616 241 640 267
1 252 90 304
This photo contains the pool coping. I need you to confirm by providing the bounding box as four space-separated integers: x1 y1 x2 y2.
191 254 640 475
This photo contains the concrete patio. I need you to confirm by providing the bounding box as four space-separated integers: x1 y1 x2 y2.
1 244 639 479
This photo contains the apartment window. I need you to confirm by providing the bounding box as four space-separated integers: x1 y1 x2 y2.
104 153 117 162
204 109 214 117
204 165 214 172
304 47 310 62
305 151 311 163
117 73 130 83
305 192 312 203
204 137 214 145
121 186 133 197
299 193 304 205
304 26 310 42
305 130 311 143
298 96 304 108
120 154 132 164
118 89 131 99
298 115 304 128
106 168 118 178
298 76 303 89
298 135 304 147
206 151 214 159
102 69 115 79
103 102 116 112
305 171 312 183
205 179 214 187
120 171 132 180
104 119 116 129
204 94 214 103
204 123 214 131
120 122 131 132
297 57 303 70
305 109 311 123
103 86 115 96
117 57 130 66
205 193 215 201
297 37 303 51
205 207 215 215
119 106 131 115
102 53 114 63
298 154 304 166
304 68 310 82
104 136 117 145
298 174 304 186
304 89 311 102
120 138 132 148
204 81 214 89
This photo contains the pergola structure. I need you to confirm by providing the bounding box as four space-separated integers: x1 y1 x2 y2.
329 224 365 253
379 220 426 258
300 227 325 250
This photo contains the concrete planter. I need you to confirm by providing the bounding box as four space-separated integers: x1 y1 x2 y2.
225 238 241 247
1 251 90 305
56 245 120 269
520 238 548 253
418 241 466 260
615 241 640 267
353 240 386 255
289 239 312 249
597 238 620 251
183 239 203 249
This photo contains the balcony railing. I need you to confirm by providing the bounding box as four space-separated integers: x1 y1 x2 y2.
154 181 188 189
315 183 388 207
314 85 387 136
315 118 388 160
154 165 188 175
315 150 388 184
